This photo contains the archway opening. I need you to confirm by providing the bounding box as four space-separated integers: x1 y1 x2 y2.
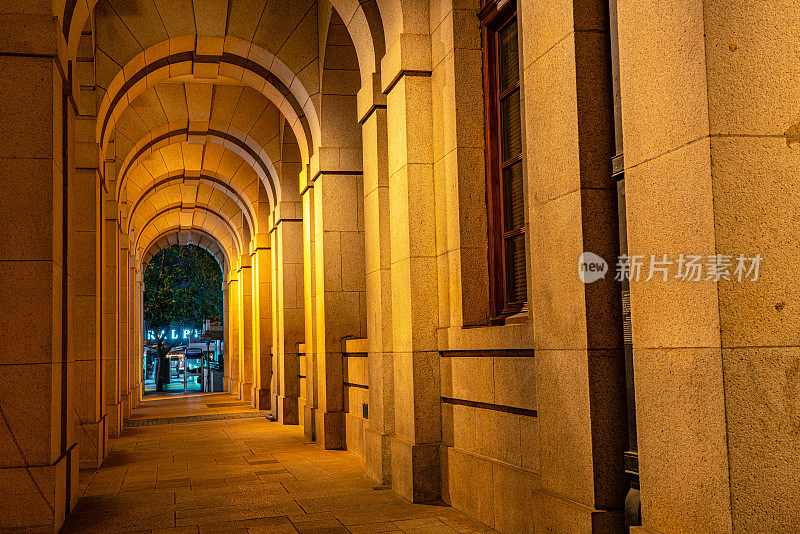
143 244 225 395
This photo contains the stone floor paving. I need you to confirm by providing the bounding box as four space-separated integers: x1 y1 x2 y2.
62 393 494 534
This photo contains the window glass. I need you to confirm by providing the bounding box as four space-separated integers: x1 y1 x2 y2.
500 90 522 162
505 234 527 304
498 19 519 93
482 2 527 317
502 162 525 231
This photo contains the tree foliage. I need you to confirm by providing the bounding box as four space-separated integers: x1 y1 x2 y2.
143 244 223 390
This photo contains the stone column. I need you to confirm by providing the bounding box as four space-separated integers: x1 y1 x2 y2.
0 10 79 529
251 233 272 409
621 2 724 533
382 38 441 502
311 168 367 450
222 282 230 392
72 31 106 467
129 263 141 409
72 89 106 471
237 255 254 402
359 86 394 485
103 181 122 437
301 181 318 441
617 1 800 532
271 206 304 424
226 271 240 395
73 165 105 469
130 264 144 409
270 225 280 418
118 228 130 420
520 1 628 530
64 49 80 521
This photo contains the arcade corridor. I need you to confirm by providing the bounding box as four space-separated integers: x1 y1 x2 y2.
4 0 800 532
61 394 491 533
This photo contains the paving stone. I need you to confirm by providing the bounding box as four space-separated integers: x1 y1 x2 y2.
292 518 350 533
394 517 461 534
65 394 494 533
348 523 402 533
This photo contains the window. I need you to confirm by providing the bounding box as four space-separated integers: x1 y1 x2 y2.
480 0 527 320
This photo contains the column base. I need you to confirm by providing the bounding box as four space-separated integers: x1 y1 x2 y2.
67 442 80 512
130 384 141 409
77 416 107 469
276 395 299 425
239 382 253 402
532 489 625 533
390 438 440 503
365 428 392 485
105 400 123 438
303 405 315 442
252 387 271 410
121 393 131 420
0 445 78 532
314 408 345 449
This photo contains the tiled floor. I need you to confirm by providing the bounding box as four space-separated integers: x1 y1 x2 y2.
62 394 493 533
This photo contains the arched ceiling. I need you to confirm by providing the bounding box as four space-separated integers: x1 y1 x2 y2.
135 204 242 268
66 0 389 267
96 38 316 163
127 172 254 237
112 82 287 208
114 83 283 171
78 0 390 161
143 229 230 274
93 5 320 164
65 0 385 92
131 181 248 253
121 132 271 214
93 0 319 91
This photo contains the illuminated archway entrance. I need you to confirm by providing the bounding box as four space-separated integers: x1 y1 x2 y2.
142 243 225 395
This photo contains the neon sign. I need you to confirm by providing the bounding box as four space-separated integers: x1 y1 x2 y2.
146 328 202 341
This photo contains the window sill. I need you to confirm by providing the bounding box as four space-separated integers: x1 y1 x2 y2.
489 301 529 326
502 310 529 325
437 317 533 352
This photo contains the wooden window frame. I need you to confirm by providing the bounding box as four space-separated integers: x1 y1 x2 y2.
480 0 526 322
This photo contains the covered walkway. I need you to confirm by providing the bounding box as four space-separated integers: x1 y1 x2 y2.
8 0 800 531
61 394 492 534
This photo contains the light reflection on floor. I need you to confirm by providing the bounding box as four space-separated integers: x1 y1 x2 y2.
143 375 203 394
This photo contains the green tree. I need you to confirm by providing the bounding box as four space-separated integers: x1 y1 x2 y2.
144 245 223 391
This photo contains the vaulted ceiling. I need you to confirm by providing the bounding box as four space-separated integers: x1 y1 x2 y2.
90 0 322 266
78 0 376 269
93 0 319 94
